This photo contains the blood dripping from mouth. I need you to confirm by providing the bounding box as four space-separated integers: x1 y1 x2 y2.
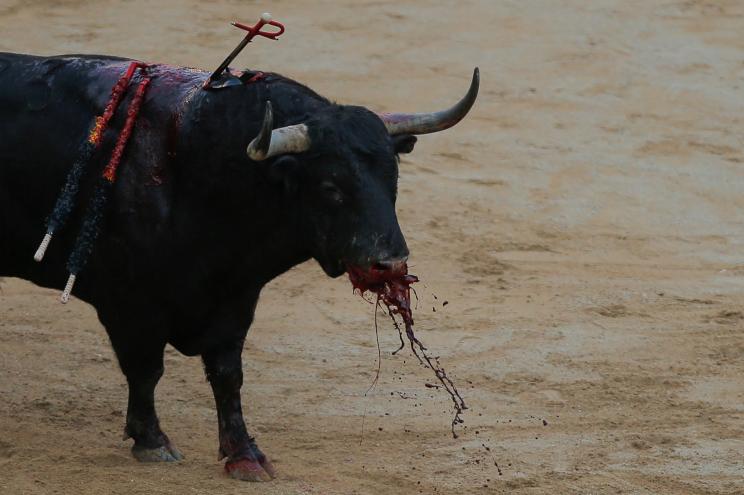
347 264 466 437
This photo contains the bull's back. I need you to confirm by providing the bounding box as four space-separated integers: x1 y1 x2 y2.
0 53 129 284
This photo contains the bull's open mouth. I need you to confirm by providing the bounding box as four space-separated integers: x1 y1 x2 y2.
346 263 416 296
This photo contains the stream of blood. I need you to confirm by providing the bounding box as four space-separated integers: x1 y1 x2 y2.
348 264 467 437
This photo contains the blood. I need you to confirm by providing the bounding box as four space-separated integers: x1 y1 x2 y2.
347 263 467 438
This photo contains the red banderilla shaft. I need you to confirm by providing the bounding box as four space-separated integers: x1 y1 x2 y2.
89 61 148 147
102 76 151 182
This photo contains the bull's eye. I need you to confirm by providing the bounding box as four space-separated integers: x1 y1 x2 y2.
320 181 344 206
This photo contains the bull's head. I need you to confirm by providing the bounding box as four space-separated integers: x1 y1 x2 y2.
246 68 479 277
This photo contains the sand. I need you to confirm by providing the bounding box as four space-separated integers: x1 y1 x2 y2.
1 1 743 493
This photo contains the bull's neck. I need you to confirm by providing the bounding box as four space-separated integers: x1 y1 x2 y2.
173 89 311 286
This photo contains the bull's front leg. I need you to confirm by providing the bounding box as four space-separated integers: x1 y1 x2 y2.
109 334 183 462
203 343 276 481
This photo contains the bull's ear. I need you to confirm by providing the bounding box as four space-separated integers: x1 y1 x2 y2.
267 155 301 196
392 134 417 154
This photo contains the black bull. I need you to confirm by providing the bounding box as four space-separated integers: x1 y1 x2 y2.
0 53 478 481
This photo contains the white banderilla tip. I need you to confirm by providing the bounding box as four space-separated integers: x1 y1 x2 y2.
61 274 76 304
34 233 52 262
261 12 272 22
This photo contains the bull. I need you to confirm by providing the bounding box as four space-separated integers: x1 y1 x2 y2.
0 52 479 481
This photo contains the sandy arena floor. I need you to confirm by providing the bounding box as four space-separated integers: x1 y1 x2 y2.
1 1 744 493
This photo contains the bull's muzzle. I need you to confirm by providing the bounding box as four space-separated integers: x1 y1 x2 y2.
372 257 409 276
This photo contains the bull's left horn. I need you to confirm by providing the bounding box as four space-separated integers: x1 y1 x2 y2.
247 101 311 161
379 67 480 136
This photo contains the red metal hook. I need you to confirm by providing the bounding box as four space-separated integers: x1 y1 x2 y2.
204 13 286 89
231 18 285 40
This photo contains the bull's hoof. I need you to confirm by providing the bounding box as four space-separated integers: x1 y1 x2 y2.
259 457 277 479
225 458 275 482
132 443 184 462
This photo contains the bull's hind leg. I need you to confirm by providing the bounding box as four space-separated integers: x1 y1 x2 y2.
109 332 183 462
203 343 276 481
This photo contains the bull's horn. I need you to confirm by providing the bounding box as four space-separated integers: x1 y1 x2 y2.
379 67 480 136
247 101 311 161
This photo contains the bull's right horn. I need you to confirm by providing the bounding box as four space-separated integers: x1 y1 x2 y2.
378 67 480 136
246 101 311 161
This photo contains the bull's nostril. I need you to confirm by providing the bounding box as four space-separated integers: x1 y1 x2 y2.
372 257 408 273
373 261 392 271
